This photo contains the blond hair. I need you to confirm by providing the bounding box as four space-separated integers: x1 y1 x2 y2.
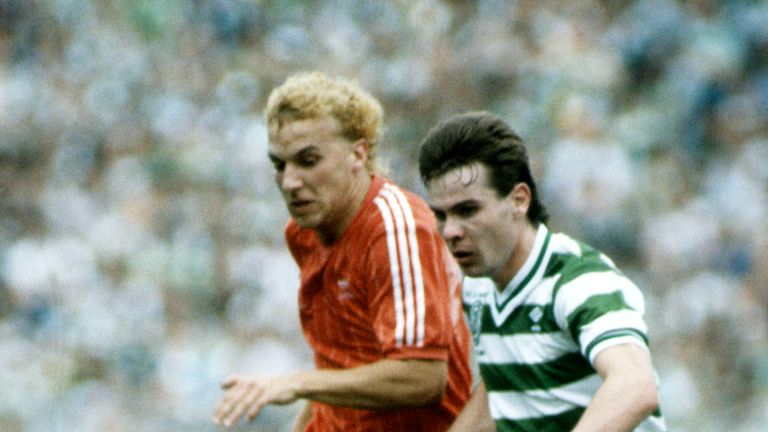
265 72 384 173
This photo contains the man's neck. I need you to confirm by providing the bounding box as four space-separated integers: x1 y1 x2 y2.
493 222 539 291
317 173 373 245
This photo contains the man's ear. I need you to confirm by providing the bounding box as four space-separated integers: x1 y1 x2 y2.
351 138 369 171
509 182 532 216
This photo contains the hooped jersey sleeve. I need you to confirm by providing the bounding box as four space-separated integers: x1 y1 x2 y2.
364 183 454 361
553 252 650 365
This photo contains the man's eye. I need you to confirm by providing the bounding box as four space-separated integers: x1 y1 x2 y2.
297 157 319 167
272 161 285 172
456 206 478 218
432 210 446 222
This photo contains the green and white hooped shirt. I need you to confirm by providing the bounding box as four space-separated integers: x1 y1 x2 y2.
463 225 666 431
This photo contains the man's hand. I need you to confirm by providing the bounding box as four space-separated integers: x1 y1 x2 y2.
212 359 447 427
213 374 299 427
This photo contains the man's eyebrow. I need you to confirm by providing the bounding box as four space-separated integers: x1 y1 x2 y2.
269 146 319 162
429 199 477 214
453 199 478 207
449 200 479 212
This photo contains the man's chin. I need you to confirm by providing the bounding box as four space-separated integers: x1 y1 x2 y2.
291 213 320 229
458 263 484 278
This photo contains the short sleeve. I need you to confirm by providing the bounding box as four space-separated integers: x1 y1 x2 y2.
365 191 453 361
553 269 649 365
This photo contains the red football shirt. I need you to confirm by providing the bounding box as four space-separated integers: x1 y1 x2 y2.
286 176 472 432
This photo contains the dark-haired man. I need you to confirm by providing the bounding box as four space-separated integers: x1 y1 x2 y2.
418 111 666 432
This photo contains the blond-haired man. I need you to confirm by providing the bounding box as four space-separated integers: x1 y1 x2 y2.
213 72 472 431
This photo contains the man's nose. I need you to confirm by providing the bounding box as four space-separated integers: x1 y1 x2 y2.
441 216 464 241
279 164 302 192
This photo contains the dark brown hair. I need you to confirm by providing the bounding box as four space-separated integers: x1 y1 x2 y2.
418 111 549 224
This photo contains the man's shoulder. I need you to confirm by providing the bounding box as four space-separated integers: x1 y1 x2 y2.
363 179 435 229
285 218 307 241
285 219 318 256
546 232 619 278
546 231 638 306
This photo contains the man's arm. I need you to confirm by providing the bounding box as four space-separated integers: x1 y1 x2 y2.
571 343 660 432
289 401 311 432
213 358 447 428
447 381 495 432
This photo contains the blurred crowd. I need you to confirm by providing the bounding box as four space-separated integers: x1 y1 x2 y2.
1 0 767 430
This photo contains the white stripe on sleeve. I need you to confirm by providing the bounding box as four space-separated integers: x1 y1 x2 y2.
385 184 426 347
374 196 405 347
380 187 416 346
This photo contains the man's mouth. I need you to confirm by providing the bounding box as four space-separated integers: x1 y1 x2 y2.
452 250 473 265
289 200 312 213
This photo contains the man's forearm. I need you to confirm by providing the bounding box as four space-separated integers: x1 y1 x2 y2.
571 344 659 432
289 401 312 432
213 358 448 427
448 381 495 432
571 374 658 431
294 358 448 409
